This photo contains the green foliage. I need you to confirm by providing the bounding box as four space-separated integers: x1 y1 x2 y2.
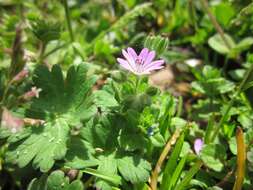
208 34 236 55
1 1 253 190
192 65 235 96
200 144 226 172
208 33 253 58
32 20 61 44
27 170 83 190
161 133 185 190
212 2 235 27
144 35 169 56
117 155 151 184
6 119 69 172
2 64 118 172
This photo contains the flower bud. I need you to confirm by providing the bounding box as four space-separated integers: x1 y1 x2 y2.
11 67 29 83
22 87 42 100
1 108 24 133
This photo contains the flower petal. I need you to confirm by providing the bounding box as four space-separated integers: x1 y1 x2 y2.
144 60 164 70
194 138 203 155
117 58 134 72
139 48 149 62
127 47 137 60
145 65 164 72
122 49 136 70
144 51 156 66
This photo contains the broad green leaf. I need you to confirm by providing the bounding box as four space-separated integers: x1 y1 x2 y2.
6 118 69 172
213 3 235 27
98 155 117 175
235 37 253 52
27 170 83 190
65 181 84 190
93 90 119 111
202 65 220 79
27 174 48 190
95 180 112 190
208 33 235 54
67 115 152 185
96 155 118 190
4 64 117 171
117 155 151 184
65 136 99 169
118 131 148 151
27 64 98 123
47 170 69 190
200 144 226 172
150 133 165 147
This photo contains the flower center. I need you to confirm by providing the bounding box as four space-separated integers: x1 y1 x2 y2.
135 57 144 73
135 58 142 64
136 56 145 64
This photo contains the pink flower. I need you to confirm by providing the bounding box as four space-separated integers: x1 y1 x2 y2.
22 87 42 101
1 108 24 133
117 47 165 75
194 138 203 155
11 67 29 83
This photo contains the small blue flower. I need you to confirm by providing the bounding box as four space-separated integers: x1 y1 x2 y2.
147 126 155 136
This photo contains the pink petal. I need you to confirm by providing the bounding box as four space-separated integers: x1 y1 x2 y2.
117 58 134 72
144 60 164 70
194 138 203 155
146 65 164 72
127 47 137 60
144 51 156 66
122 49 136 70
139 48 149 62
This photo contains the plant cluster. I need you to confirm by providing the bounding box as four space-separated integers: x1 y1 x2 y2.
0 0 253 190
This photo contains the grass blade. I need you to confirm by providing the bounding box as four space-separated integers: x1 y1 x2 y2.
160 133 185 189
169 155 188 190
175 160 202 190
233 127 246 190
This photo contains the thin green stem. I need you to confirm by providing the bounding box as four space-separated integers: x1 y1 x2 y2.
176 96 183 117
63 0 74 42
200 0 232 50
222 56 229 76
210 63 253 142
135 77 141 94
188 0 198 31
38 42 47 63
